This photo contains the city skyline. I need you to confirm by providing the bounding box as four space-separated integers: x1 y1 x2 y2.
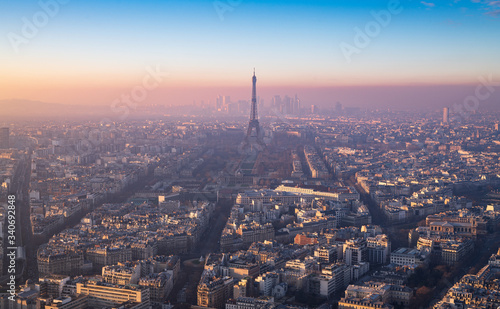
2 2 500 307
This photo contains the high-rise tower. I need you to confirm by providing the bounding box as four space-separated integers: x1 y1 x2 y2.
240 69 265 153
443 107 449 124
0 127 9 149
250 70 258 122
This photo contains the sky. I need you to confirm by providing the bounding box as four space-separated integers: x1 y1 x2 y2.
0 0 499 109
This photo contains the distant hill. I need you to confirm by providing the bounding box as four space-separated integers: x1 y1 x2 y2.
0 99 109 120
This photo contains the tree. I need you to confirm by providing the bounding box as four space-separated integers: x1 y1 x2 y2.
411 286 433 309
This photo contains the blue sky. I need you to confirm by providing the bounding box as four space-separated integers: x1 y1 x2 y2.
0 0 499 106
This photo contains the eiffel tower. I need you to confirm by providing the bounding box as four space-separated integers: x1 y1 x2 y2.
240 69 265 153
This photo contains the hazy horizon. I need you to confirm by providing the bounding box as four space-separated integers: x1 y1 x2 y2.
3 84 500 111
1 0 500 112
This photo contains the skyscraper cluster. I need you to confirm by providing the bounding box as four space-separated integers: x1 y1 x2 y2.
271 95 300 115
